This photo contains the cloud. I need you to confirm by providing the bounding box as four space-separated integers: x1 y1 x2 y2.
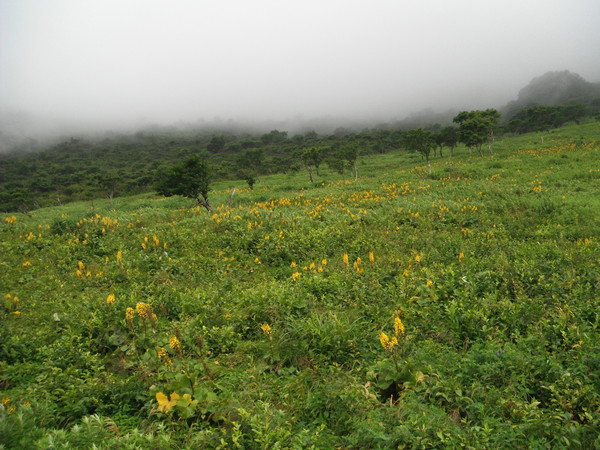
1 0 599 129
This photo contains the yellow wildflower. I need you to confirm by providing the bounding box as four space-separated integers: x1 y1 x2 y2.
136 302 153 320
11 311 20 316
169 336 182 354
125 307 134 325
368 251 375 265
22 261 31 267
427 279 434 288
354 257 363 274
290 261 297 268
77 261 85 270
394 316 405 337
379 332 390 350
459 251 465 262
261 323 272 337
292 271 301 282
116 250 123 262
343 253 349 269
157 347 172 367
321 258 327 266
106 293 115 305
415 254 421 263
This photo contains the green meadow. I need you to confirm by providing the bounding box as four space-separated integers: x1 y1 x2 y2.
1 122 599 448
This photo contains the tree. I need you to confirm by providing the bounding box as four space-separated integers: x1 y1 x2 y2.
403 128 435 173
94 170 121 208
453 109 500 156
436 126 458 157
154 155 213 211
261 130 288 145
236 149 264 189
207 135 225 153
301 148 318 183
337 144 360 180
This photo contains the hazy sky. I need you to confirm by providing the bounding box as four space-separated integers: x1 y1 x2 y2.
1 0 600 128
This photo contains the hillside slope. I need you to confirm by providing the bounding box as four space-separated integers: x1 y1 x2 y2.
1 123 599 448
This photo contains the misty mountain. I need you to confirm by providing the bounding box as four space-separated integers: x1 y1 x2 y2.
503 70 600 119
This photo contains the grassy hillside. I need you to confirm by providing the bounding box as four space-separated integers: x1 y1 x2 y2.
1 122 599 448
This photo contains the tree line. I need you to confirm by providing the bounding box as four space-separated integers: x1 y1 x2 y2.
0 104 596 212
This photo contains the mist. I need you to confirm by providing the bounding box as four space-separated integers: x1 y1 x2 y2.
1 0 600 140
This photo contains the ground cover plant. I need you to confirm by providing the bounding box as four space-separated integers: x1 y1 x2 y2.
1 122 599 448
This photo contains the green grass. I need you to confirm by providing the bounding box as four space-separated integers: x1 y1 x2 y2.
1 122 599 448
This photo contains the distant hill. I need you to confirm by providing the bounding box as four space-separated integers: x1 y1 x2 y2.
503 70 600 120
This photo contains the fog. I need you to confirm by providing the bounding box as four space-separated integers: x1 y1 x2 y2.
1 0 600 137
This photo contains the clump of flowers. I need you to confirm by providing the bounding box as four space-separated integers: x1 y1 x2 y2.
354 257 364 274
106 293 115 305
169 335 182 355
136 302 153 320
343 252 349 269
379 315 405 354
2 396 15 415
394 316 405 337
157 347 172 367
125 307 134 326
261 323 272 338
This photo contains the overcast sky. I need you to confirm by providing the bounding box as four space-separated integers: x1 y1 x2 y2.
1 0 600 129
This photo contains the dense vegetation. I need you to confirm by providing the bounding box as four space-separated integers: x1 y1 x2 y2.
0 127 406 212
1 121 599 448
1 105 598 214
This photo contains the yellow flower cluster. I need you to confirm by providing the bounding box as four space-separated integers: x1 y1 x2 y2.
261 323 272 337
169 335 182 354
136 302 154 320
157 347 172 367
106 293 116 305
141 235 167 250
1 396 16 415
75 261 103 278
125 307 134 325
379 332 398 352
353 257 364 274
379 315 405 352
3 215 17 224
394 316 405 337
